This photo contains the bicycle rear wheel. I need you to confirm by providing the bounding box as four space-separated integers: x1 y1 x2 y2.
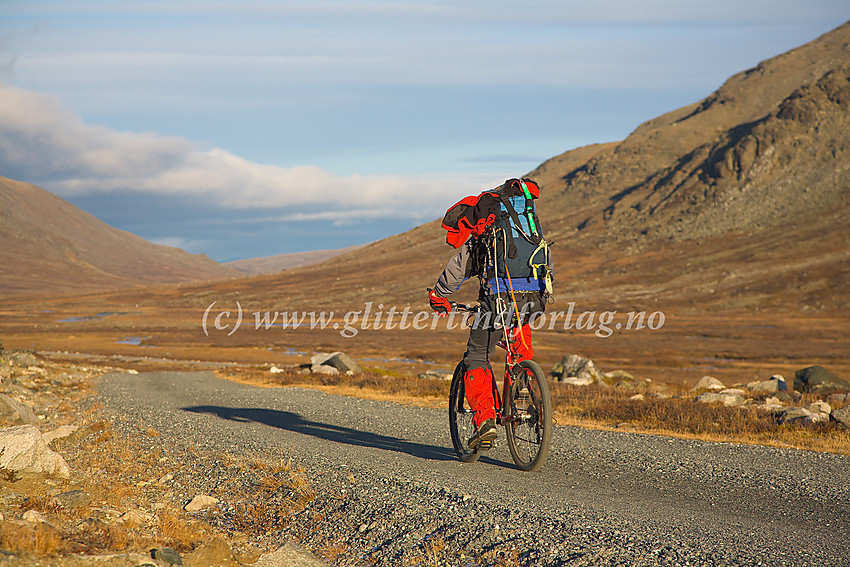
505 360 552 472
448 362 481 462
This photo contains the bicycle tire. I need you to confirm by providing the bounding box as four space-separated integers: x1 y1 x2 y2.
448 362 481 462
505 360 552 472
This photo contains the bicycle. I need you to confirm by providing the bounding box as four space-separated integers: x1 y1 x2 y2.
447 302 553 472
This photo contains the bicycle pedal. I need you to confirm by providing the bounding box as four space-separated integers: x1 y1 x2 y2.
478 439 494 451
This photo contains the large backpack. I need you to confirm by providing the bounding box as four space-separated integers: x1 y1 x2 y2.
441 178 553 299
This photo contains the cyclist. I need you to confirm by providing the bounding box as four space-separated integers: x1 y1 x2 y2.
429 178 551 450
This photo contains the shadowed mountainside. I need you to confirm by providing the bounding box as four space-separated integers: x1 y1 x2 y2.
0 175 240 296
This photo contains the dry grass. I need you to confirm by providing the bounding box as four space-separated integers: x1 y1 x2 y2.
551 383 850 454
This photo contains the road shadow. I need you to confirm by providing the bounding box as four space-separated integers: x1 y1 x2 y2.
182 405 459 462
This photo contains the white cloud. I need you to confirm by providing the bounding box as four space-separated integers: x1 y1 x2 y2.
0 83 484 218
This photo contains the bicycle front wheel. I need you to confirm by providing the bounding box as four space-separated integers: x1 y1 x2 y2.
506 360 552 472
448 362 481 463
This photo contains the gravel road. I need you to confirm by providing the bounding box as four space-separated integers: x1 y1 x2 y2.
98 371 850 566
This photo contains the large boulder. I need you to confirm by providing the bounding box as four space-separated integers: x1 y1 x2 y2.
793 365 849 392
779 407 812 425
551 355 604 384
0 425 70 478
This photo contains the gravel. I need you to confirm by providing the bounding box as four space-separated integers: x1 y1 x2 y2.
98 371 850 566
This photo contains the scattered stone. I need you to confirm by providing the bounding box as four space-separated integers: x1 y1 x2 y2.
0 394 39 425
158 472 174 484
43 424 80 445
629 393 645 401
418 370 453 381
0 360 10 382
748 375 787 393
832 405 850 428
719 388 745 396
803 412 830 425
22 509 49 524
779 407 812 424
119 509 154 524
0 425 70 478
696 391 745 407
794 365 849 392
692 376 725 391
758 396 786 413
311 364 339 376
805 401 832 415
828 393 848 404
311 352 362 374
255 541 329 567
270 365 286 374
551 355 604 384
184 494 219 512
152 547 183 566
126 369 139 375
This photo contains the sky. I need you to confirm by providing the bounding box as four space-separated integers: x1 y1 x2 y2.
1 2 848 262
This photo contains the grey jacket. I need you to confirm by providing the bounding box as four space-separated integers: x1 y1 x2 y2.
433 238 476 298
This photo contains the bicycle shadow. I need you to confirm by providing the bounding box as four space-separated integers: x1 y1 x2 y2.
181 405 461 463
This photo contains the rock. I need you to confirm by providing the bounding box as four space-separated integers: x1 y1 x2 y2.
794 365 849 392
561 376 596 386
759 396 786 413
270 365 285 374
748 375 787 393
803 412 830 425
719 388 746 396
828 393 848 404
779 407 812 424
22 509 50 524
118 509 154 524
0 394 39 425
832 405 850 427
418 370 452 381
696 392 744 407
551 355 604 383
0 339 4 357
311 364 339 376
693 376 725 391
255 541 329 567
311 352 362 374
8 351 37 368
152 547 183 566
43 425 80 445
629 393 645 401
184 494 219 512
0 425 70 478
805 401 832 415
51 489 90 509
0 360 10 382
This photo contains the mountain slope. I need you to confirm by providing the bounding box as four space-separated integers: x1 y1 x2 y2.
0 175 239 296
195 21 850 314
226 245 364 275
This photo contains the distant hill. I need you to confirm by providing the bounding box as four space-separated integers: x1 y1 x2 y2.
173 21 849 314
226 245 364 275
0 175 240 297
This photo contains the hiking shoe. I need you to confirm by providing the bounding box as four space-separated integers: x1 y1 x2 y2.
468 419 497 451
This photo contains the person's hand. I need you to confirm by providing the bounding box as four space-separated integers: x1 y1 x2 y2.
428 289 451 317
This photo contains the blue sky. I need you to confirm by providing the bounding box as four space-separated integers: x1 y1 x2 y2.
1 2 848 262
